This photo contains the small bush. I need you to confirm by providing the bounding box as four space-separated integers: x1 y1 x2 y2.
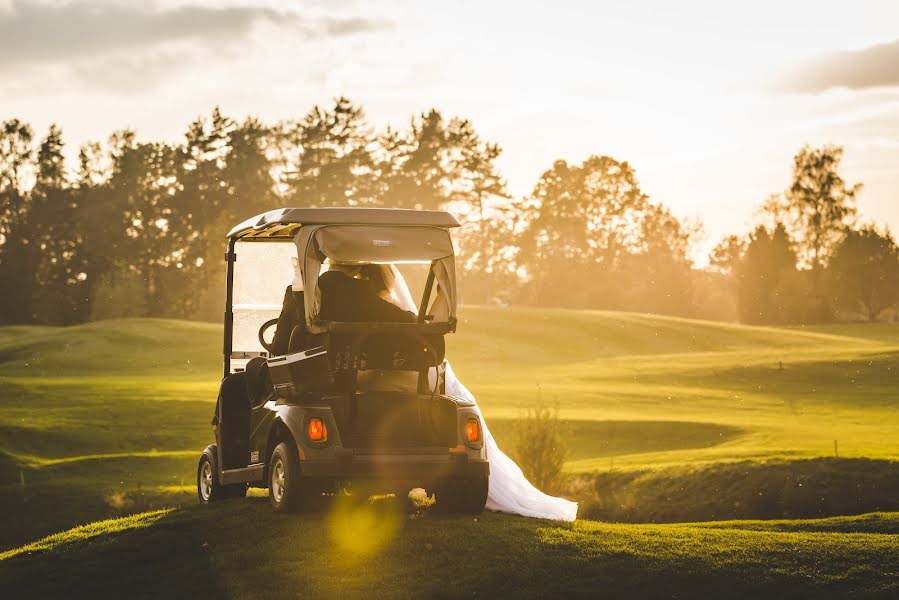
511 399 568 494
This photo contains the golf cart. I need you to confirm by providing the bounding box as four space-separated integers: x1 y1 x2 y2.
196 207 489 513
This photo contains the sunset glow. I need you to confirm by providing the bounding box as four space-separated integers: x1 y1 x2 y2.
2 1 898 240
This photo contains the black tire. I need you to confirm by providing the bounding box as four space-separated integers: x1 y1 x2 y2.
197 445 247 503
268 441 319 513
435 477 489 514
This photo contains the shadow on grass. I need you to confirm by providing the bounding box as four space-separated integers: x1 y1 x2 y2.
571 457 899 523
0 454 198 551
0 506 231 598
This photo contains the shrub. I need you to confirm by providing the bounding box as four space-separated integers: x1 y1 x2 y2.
511 399 568 493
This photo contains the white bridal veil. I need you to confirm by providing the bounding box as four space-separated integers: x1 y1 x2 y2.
383 265 578 522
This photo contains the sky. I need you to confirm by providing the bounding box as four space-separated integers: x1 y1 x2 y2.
2 0 899 250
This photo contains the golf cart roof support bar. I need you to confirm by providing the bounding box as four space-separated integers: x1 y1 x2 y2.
223 237 236 379
228 207 460 239
417 261 436 323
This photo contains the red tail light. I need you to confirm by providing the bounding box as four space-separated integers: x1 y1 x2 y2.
465 418 480 443
308 418 327 442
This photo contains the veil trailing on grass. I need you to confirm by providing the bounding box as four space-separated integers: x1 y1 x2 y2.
384 265 578 522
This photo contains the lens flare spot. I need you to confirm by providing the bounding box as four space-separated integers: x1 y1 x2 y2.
326 495 401 558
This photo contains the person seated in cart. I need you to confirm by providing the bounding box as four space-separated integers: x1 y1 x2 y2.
271 261 414 356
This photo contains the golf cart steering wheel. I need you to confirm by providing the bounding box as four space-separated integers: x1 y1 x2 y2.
258 318 279 353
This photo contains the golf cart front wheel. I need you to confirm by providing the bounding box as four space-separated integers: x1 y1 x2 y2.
197 445 247 504
436 476 489 514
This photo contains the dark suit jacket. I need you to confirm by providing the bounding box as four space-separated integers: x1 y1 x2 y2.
272 286 304 356
318 271 415 323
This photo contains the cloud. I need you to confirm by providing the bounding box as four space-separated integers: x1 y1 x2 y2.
780 39 899 93
0 1 392 67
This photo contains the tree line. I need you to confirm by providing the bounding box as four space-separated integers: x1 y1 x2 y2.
1 98 897 326
709 146 899 323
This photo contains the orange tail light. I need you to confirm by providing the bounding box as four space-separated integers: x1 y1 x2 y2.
465 418 480 443
308 418 327 442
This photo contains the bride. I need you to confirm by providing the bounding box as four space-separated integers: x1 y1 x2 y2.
376 264 578 522
285 259 578 521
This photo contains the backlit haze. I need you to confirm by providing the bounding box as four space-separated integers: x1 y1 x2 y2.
3 0 899 248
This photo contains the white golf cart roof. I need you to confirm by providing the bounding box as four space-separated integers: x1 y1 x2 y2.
227 208 461 240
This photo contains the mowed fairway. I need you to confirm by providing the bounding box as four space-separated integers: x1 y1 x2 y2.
451 307 899 470
1 308 898 597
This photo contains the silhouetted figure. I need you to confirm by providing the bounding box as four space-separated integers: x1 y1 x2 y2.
272 286 304 356
318 269 415 323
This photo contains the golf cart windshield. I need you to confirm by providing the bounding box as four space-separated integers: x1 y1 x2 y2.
232 240 297 356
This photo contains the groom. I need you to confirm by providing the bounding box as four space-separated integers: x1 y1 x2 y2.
271 262 415 356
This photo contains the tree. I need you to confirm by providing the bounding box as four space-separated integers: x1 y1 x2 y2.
440 120 509 302
226 117 277 220
709 235 746 277
735 224 800 324
378 109 507 209
828 226 899 321
30 125 85 324
454 197 522 304
622 203 697 315
379 109 449 210
0 119 35 323
785 145 861 318
180 107 234 227
284 97 376 207
518 155 653 307
102 140 192 317
190 116 279 320
75 132 136 320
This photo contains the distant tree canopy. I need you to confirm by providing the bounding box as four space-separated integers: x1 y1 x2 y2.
0 100 896 326
710 145 896 324
828 226 899 321
516 156 696 313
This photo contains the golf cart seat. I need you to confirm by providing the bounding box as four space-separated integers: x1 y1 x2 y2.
244 356 271 406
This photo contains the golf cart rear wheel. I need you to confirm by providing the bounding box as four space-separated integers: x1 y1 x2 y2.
436 476 489 514
269 441 319 513
197 445 247 503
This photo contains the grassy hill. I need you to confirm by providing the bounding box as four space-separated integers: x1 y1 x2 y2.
1 308 898 596
1 500 897 599
4 309 898 472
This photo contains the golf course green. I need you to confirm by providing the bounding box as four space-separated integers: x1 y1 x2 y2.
1 307 897 597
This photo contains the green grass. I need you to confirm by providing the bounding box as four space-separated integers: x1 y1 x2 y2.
449 307 899 470
1 500 896 598
1 308 898 595
4 310 898 472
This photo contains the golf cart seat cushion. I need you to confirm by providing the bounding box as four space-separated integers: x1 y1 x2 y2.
217 373 251 470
